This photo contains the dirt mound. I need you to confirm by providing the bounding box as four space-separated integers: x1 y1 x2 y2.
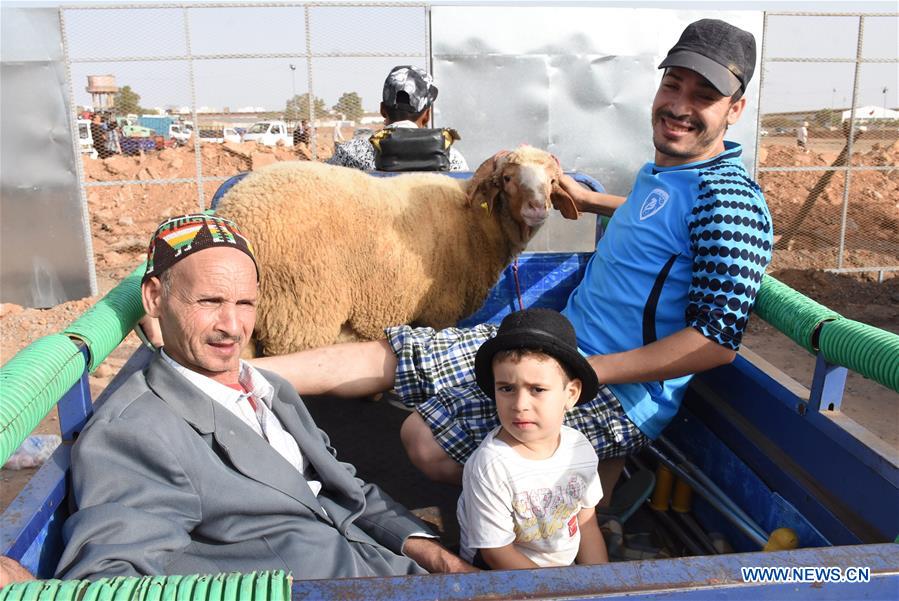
82 141 311 182
758 140 899 272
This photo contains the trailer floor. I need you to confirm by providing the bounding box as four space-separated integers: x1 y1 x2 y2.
303 394 464 547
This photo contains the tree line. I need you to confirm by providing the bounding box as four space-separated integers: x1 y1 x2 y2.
284 92 364 122
102 84 367 123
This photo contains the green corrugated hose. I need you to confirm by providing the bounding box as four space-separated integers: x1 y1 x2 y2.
0 571 291 601
754 275 842 354
64 262 147 373
0 334 86 464
819 318 899 393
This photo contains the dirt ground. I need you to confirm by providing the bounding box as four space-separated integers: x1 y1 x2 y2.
1 135 897 511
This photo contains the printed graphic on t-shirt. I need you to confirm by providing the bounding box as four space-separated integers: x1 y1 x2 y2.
511 474 587 542
640 188 670 220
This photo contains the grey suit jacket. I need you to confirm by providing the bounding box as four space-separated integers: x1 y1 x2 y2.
56 353 430 580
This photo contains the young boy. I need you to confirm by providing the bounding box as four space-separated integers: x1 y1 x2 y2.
457 308 608 569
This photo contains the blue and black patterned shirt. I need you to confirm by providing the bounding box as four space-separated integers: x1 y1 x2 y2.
564 141 772 438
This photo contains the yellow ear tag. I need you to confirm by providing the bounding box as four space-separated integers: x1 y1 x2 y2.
480 201 491 215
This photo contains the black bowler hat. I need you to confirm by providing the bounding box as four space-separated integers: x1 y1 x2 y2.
475 308 599 405
658 19 757 96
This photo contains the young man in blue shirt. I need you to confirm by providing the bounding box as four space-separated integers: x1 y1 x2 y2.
256 19 772 498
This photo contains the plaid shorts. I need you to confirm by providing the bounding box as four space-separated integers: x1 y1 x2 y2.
386 324 650 465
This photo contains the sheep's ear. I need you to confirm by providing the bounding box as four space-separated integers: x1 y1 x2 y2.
551 182 580 220
467 151 509 214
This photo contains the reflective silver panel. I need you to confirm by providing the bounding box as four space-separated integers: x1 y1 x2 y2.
1 7 94 307
432 7 763 251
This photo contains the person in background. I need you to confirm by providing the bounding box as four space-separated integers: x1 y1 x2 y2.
796 121 809 152
457 309 607 570
327 65 468 171
90 113 110 159
293 119 309 148
105 118 121 156
332 117 346 149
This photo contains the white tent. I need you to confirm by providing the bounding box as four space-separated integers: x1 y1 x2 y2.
841 105 899 121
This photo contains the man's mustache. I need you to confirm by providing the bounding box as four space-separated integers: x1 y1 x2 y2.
207 334 243 345
655 109 704 132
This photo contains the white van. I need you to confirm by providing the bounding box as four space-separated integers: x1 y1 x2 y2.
242 120 292 146
169 123 193 145
197 127 242 144
77 119 97 159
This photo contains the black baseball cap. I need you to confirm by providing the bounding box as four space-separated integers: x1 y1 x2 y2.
474 308 599 405
658 19 757 96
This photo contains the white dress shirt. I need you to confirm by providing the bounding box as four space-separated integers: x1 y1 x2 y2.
161 350 322 497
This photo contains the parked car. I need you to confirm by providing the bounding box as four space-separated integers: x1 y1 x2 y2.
242 120 292 146
169 122 193 145
223 127 241 144
197 127 241 144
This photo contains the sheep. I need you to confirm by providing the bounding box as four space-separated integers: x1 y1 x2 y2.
215 146 580 356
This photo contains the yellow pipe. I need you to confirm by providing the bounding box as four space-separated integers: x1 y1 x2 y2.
671 477 693 513
650 464 674 511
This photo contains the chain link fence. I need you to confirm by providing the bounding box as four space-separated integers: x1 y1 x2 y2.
61 5 898 277
62 2 429 222
755 12 898 278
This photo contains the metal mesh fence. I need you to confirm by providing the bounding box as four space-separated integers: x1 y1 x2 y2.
62 6 897 276
756 13 898 277
62 2 429 215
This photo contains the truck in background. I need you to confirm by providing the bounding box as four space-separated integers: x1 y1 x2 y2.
135 115 192 143
169 122 193 145
241 120 292 146
197 127 241 144
76 119 97 159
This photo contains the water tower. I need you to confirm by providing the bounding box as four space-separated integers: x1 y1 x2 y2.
86 74 118 110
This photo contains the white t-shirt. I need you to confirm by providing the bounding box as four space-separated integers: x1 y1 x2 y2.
457 425 603 567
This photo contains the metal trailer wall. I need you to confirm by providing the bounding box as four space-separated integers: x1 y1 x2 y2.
0 7 96 308
432 7 763 252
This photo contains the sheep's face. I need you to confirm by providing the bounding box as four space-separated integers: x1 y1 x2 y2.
498 160 554 230
469 148 578 241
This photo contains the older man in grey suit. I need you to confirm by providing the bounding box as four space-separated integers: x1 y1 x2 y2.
56 214 474 580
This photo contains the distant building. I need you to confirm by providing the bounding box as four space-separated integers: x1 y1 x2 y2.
841 105 899 122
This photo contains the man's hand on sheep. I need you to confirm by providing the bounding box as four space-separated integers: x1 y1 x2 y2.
559 173 627 217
